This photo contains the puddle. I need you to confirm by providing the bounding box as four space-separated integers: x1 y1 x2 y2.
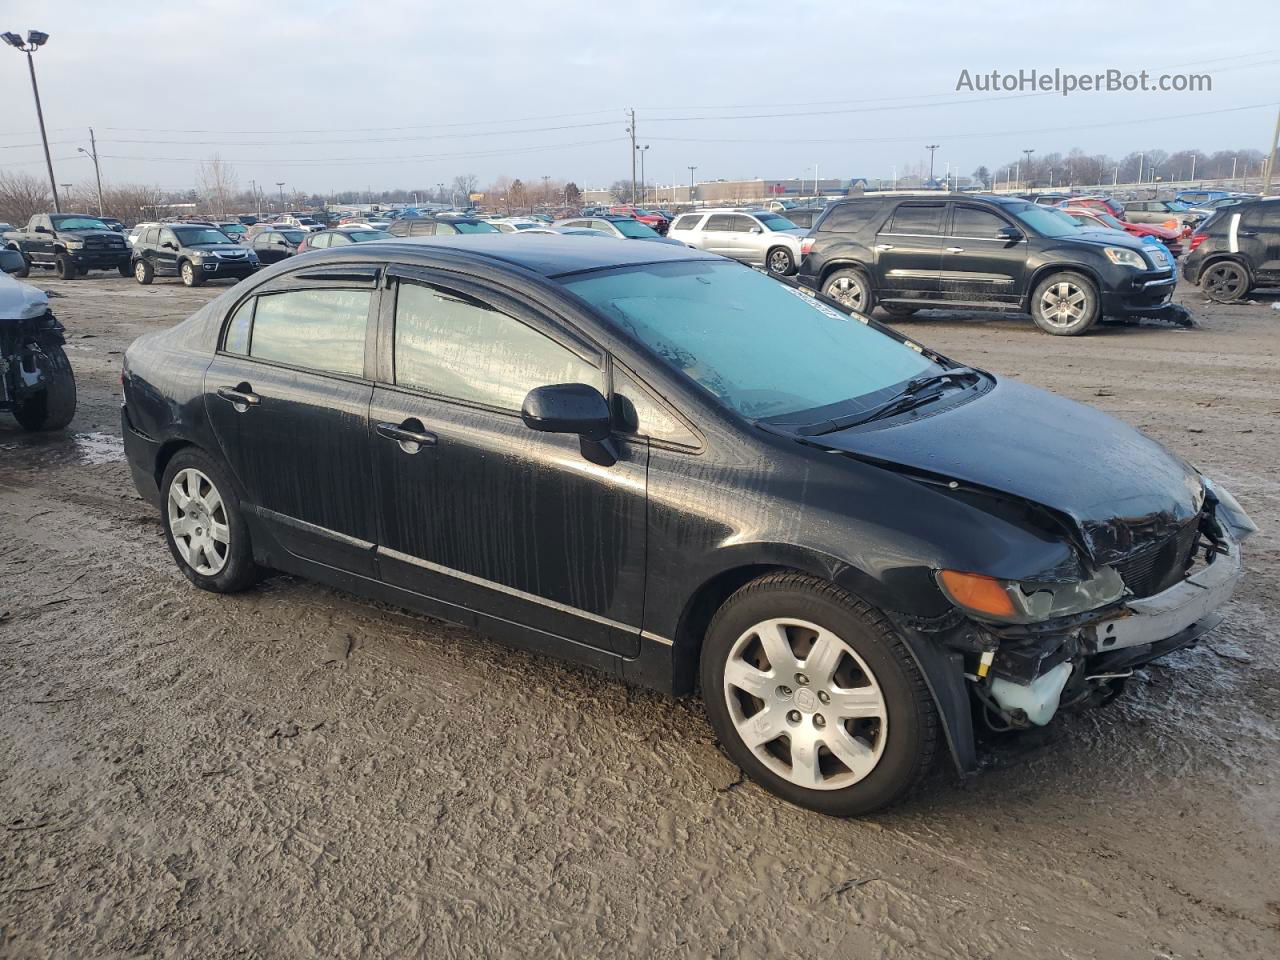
0 431 125 467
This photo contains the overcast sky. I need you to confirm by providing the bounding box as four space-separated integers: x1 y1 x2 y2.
2 0 1277 195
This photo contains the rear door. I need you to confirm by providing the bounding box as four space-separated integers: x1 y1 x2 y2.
367 266 648 657
1240 202 1280 281
204 268 381 575
937 204 1027 305
874 202 944 299
699 214 736 256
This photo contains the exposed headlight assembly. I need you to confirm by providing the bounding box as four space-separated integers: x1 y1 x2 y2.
1103 246 1148 269
63 239 84 249
1203 476 1257 543
938 566 1126 624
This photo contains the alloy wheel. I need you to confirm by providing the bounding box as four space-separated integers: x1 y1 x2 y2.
1202 263 1247 301
167 468 230 575
722 617 888 790
181 263 194 285
769 249 792 274
135 261 147 282
825 276 866 310
1039 280 1088 328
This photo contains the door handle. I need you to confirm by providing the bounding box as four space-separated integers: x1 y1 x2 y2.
946 247 965 253
1237 230 1257 237
377 420 437 452
874 243 894 251
216 385 260 410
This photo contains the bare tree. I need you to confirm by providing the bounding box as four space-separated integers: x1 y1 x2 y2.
452 174 478 203
198 154 239 219
609 179 634 204
0 170 53 226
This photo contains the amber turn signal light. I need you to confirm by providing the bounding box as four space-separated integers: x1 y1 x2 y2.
937 570 1016 619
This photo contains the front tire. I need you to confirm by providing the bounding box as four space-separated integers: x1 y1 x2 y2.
160 449 259 593
1030 271 1099 336
822 267 876 315
766 247 796 276
700 572 939 817
11 342 77 432
180 260 203 287
134 259 154 285
55 255 79 280
1199 260 1249 303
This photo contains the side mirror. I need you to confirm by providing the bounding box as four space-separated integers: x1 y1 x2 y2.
0 248 25 275
522 383 611 440
34 225 50 234
162 242 177 250
750 225 763 234
997 226 1023 241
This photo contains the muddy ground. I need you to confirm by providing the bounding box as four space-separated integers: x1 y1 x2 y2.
1 271 1277 960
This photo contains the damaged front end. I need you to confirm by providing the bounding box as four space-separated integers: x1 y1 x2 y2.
934 477 1252 737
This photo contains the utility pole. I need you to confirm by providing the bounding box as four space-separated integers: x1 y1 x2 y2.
1022 148 1035 189
925 144 940 185
4 31 59 212
626 109 637 204
276 181 285 210
635 146 648 206
77 127 104 216
813 162 820 198
1264 106 1280 196
688 165 697 204
541 174 550 208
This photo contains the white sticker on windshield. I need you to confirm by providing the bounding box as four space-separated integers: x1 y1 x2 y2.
780 283 849 322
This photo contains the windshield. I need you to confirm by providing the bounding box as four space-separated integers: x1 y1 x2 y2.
277 230 305 244
757 213 799 231
1009 202 1081 238
219 224 246 234
51 215 110 231
348 230 391 242
613 219 659 238
175 227 233 245
1096 213 1128 229
560 261 938 420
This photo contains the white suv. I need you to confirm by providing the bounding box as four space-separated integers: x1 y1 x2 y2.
667 208 806 275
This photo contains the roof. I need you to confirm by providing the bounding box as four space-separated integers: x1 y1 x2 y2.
324 233 718 277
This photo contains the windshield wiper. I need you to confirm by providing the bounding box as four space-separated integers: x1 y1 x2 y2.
803 366 983 434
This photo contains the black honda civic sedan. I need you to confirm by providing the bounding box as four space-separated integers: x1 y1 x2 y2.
121 235 1254 815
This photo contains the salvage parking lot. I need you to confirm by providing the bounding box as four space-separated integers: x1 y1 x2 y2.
2 274 1278 958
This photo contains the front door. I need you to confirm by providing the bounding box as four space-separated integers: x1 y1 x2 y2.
368 269 648 656
873 202 944 300
203 279 380 576
937 204 1028 306
156 228 180 275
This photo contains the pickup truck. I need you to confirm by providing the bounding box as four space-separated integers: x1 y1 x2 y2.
2 213 131 280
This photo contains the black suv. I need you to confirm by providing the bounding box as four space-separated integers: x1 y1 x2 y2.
387 216 499 237
132 224 260 287
1181 198 1280 302
797 194 1178 336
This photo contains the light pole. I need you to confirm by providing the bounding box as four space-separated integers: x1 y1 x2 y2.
925 144 940 186
276 182 285 212
688 165 697 204
76 128 104 217
1022 149 1035 189
3 30 59 212
635 146 649 206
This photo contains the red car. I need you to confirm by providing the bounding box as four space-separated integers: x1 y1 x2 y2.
1058 196 1125 218
608 205 669 235
1060 207 1183 257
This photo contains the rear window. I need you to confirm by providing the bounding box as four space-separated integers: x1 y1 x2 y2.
816 201 884 234
672 214 703 231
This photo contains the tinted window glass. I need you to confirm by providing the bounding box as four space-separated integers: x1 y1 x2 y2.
223 298 254 355
727 215 757 233
1243 203 1280 228
672 214 702 231
703 215 734 232
817 201 883 234
160 229 178 246
329 233 353 245
144 228 160 245
885 204 944 235
394 281 601 410
249 289 370 376
950 207 1009 237
612 365 699 447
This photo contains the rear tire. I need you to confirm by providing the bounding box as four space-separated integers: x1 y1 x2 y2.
134 259 154 285
1030 271 1099 336
766 247 796 276
160 449 260 594
55 255 79 280
11 342 77 432
1199 260 1249 303
822 267 876 315
700 572 939 817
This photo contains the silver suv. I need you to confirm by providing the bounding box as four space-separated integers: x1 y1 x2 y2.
667 208 806 275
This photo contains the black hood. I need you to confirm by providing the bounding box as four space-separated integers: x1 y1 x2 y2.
804 377 1203 565
59 228 122 240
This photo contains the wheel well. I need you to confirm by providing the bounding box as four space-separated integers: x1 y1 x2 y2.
1195 253 1253 284
1021 264 1102 310
670 563 794 695
819 259 873 289
154 439 193 488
